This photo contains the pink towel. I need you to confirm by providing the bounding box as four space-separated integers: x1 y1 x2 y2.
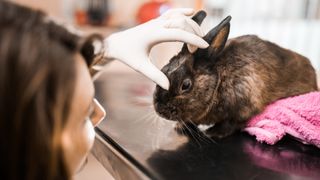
244 91 320 148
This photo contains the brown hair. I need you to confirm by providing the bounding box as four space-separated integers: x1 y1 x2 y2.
0 1 103 179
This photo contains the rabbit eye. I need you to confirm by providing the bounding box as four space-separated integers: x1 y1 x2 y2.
181 79 192 93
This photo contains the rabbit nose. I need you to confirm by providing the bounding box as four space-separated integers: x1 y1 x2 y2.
154 102 160 111
154 92 169 104
154 102 165 112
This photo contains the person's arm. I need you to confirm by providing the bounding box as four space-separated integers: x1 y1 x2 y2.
95 8 209 90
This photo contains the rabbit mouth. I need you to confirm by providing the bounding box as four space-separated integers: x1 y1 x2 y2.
154 94 217 123
154 102 180 121
154 101 214 123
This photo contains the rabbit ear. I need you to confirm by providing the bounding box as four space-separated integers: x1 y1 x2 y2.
181 10 207 53
204 16 231 57
191 10 207 25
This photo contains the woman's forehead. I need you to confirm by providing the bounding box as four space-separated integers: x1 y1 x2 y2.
69 54 95 121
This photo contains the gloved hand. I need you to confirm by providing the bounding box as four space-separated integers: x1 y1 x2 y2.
104 8 209 90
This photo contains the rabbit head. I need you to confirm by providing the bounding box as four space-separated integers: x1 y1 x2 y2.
153 11 231 124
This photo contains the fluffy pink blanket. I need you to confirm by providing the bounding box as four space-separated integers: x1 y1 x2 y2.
244 91 320 148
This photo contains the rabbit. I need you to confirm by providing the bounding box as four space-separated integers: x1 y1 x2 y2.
153 11 318 139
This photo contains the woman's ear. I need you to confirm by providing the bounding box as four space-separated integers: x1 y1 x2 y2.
79 34 104 67
204 16 231 57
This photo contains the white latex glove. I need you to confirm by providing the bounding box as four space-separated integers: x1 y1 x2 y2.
104 8 209 90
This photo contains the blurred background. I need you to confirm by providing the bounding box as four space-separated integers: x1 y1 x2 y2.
11 0 320 72
8 0 320 179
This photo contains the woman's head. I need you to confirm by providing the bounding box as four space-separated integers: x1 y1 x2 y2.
0 1 105 179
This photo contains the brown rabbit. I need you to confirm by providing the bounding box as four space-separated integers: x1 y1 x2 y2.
153 11 318 139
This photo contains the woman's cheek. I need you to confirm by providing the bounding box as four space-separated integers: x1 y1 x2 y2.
72 121 96 173
83 119 96 151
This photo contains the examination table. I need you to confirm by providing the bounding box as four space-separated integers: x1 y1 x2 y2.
91 72 320 180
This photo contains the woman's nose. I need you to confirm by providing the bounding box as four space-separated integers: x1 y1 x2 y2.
90 99 106 126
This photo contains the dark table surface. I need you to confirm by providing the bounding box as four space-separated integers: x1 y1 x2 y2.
92 72 320 180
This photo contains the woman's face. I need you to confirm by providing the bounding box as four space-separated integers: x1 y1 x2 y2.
61 54 106 174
